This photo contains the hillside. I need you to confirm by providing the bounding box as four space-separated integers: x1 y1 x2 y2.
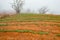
0 13 60 40
0 14 60 22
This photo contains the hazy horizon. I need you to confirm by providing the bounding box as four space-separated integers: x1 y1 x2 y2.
0 0 60 14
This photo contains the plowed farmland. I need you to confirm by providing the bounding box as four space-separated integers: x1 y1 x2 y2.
0 14 60 40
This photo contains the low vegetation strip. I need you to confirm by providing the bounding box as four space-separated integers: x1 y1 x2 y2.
0 24 8 26
0 30 49 35
0 14 60 22
56 34 60 37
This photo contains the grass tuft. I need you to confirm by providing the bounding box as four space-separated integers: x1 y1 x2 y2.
0 29 49 35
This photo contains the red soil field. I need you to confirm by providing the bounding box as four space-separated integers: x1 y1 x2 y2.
0 21 60 40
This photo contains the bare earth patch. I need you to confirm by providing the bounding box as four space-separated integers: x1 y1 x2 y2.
0 21 60 40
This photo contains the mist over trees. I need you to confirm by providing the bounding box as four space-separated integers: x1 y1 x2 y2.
11 0 50 14
11 0 24 14
38 7 49 14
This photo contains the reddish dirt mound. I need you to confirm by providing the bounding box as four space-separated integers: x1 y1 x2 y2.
0 32 60 40
0 21 60 40
0 32 59 40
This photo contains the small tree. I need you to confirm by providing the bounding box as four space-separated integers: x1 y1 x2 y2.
12 0 24 14
39 7 49 14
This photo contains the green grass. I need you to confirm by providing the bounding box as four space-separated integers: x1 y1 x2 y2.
0 24 8 26
37 31 49 35
56 34 60 37
0 13 60 22
0 29 49 35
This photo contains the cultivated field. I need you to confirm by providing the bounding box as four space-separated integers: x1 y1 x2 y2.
0 13 60 40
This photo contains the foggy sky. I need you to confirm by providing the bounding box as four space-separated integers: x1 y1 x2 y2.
0 0 60 14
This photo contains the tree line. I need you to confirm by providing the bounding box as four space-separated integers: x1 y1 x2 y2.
12 0 49 14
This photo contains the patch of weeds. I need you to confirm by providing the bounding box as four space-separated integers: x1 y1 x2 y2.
49 24 55 26
40 24 47 27
0 30 34 32
19 24 25 26
34 23 38 25
56 34 60 37
34 23 40 27
37 31 49 35
0 24 8 26
0 29 8 32
55 24 60 27
10 24 25 26
15 30 33 32
13 30 37 34
49 24 60 27
0 30 49 35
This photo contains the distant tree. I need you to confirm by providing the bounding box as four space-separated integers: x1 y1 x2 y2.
39 7 49 14
27 9 31 13
12 0 24 14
